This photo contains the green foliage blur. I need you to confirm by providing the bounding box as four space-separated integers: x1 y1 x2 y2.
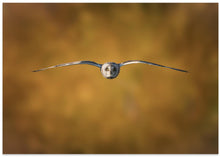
3 3 218 154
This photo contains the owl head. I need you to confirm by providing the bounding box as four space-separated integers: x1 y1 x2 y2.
100 62 120 79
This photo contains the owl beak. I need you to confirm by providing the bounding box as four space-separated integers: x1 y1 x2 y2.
110 67 114 75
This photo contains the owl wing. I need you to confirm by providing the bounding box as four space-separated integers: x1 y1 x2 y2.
33 61 101 72
120 60 188 73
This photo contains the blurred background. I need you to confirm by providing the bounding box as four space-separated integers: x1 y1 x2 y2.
3 3 218 154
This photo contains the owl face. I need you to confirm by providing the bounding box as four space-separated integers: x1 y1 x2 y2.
101 62 120 79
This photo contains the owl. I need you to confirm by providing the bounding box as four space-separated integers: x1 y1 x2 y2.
33 60 187 79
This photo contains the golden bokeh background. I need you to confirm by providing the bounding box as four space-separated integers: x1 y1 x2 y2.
3 3 218 154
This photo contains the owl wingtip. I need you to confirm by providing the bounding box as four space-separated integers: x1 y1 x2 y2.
32 70 40 72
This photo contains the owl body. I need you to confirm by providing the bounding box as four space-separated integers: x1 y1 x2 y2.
100 62 120 79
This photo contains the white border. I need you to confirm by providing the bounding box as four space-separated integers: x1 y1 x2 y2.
1 0 219 3
1 1 3 156
1 1 219 157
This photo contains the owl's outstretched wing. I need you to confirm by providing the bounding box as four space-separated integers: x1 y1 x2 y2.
33 61 101 72
120 60 188 73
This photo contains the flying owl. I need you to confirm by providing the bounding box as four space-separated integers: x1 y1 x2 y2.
33 60 188 79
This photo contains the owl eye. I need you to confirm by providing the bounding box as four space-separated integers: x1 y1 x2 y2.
112 67 116 71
